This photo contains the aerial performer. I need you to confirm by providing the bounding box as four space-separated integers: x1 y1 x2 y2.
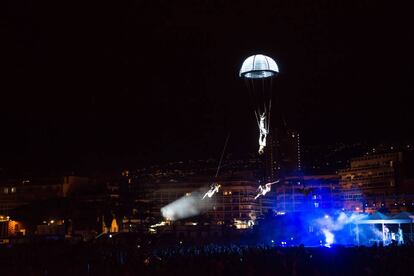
201 134 230 200
258 113 268 154
202 183 221 199
239 54 279 155
254 180 279 199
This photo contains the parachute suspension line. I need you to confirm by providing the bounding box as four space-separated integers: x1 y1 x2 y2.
262 77 266 116
254 110 260 128
246 78 260 128
267 77 273 133
251 77 261 116
215 132 231 178
267 98 272 133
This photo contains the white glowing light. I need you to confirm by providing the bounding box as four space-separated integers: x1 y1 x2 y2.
322 229 334 246
240 54 279 78
150 221 167 228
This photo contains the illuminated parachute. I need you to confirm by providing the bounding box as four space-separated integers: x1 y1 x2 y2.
239 54 279 154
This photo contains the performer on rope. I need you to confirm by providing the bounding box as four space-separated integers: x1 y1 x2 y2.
254 180 279 199
202 183 221 199
258 113 268 154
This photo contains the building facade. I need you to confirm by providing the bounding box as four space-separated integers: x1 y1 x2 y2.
274 174 340 213
140 171 276 229
338 152 404 212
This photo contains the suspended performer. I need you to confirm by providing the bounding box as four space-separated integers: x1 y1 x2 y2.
254 180 279 199
202 183 221 199
258 113 268 154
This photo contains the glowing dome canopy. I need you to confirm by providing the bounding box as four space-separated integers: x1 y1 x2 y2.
239 54 279 78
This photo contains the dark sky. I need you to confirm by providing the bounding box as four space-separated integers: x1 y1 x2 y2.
3 0 414 173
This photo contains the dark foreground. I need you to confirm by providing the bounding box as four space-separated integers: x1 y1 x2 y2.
1 241 414 275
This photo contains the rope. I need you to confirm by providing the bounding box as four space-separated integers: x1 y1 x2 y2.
215 132 231 178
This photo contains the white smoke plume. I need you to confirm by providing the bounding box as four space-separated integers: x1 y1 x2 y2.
161 190 215 221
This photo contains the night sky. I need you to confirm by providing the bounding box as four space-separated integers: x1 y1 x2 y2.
3 0 414 173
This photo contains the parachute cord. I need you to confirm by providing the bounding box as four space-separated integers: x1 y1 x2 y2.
247 79 261 126
254 110 260 128
262 77 266 116
267 98 272 133
251 78 261 115
268 77 273 133
215 132 231 178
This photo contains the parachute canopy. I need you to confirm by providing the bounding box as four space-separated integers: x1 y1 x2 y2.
239 54 279 79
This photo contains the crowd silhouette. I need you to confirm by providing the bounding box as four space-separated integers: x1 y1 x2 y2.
1 240 414 275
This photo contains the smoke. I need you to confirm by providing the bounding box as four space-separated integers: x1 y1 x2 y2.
316 212 367 231
161 190 215 221
322 229 334 245
370 226 384 241
315 211 368 246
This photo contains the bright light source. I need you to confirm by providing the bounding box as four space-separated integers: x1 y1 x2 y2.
322 229 334 246
239 54 279 78
162 191 212 221
150 221 167 228
109 234 112 238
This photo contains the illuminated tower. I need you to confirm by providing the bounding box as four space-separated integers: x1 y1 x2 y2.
274 129 301 178
264 133 277 182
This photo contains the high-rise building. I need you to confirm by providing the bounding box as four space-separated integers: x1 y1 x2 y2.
263 134 276 182
338 152 404 212
274 174 340 213
273 129 301 179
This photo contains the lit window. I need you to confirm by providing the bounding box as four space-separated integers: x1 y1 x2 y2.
3 188 8 194
11 187 16 193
